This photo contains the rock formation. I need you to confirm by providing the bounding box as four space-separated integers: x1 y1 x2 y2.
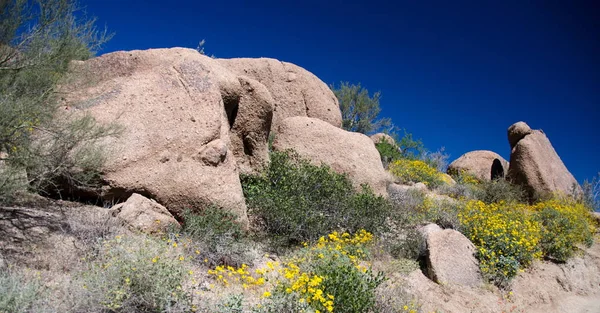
425 228 483 287
61 48 344 225
447 150 509 181
108 193 180 234
506 121 581 200
272 116 389 196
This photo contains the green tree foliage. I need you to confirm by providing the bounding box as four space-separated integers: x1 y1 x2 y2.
0 0 118 202
331 82 391 134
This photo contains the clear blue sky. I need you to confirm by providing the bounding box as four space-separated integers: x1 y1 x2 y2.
83 0 599 183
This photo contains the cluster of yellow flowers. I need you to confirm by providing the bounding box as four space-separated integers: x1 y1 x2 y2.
207 263 266 288
459 200 542 281
460 197 596 282
448 169 480 185
388 159 445 187
206 230 376 313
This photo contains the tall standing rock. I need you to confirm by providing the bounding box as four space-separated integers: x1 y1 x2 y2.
507 121 581 200
272 116 389 196
447 150 509 181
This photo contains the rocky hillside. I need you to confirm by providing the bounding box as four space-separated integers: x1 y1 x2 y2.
1 48 599 313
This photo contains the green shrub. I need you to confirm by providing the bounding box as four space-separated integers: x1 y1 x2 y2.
79 235 193 313
242 150 391 245
182 207 254 267
475 179 526 204
0 269 45 313
375 137 402 167
532 198 595 262
388 159 445 188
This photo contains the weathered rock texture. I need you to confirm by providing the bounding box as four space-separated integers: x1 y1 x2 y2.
218 58 342 131
62 48 343 223
63 48 249 224
426 229 483 287
506 122 581 200
447 150 509 181
109 193 180 234
272 116 389 196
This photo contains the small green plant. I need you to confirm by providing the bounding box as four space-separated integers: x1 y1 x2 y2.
475 179 526 204
242 150 391 246
0 269 45 313
216 294 244 313
79 235 193 312
388 159 446 188
375 137 402 167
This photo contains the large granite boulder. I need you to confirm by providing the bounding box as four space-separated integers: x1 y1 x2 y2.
447 150 509 181
272 116 389 196
507 121 581 200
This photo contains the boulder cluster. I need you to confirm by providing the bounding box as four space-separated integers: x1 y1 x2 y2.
448 121 580 201
61 48 389 228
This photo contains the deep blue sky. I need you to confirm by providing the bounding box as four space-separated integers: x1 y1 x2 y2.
83 0 599 183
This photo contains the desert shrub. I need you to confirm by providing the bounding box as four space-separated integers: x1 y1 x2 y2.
422 147 450 173
331 82 391 134
459 200 542 287
435 182 479 200
242 150 391 246
388 159 445 188
78 235 193 313
375 137 402 167
0 268 45 313
252 291 311 313
474 179 526 204
182 207 255 268
531 198 595 262
577 172 600 212
384 227 424 261
0 0 119 202
374 280 422 313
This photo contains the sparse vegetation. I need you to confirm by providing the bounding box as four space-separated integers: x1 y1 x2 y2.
0 268 45 313
79 235 194 313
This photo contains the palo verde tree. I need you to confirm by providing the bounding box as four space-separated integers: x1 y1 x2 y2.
331 81 392 134
0 0 119 202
